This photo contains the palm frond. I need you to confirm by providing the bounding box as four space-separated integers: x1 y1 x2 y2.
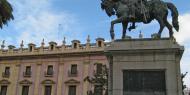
0 0 14 28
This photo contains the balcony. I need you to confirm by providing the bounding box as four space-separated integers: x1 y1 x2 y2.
2 72 10 78
44 71 54 77
68 70 78 77
93 70 103 76
23 72 31 77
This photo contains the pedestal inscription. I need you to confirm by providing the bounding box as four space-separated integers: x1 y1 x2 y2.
123 70 166 95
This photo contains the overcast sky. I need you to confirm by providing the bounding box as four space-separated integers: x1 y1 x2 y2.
0 0 190 88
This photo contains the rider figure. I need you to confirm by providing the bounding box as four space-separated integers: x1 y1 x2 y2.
120 0 148 21
120 0 149 31
121 0 137 19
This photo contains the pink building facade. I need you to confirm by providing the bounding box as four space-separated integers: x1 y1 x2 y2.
0 38 108 95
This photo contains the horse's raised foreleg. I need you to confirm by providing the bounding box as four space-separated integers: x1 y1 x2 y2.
156 17 165 38
122 22 128 39
110 16 126 40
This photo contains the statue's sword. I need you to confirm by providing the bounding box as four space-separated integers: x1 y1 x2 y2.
141 0 148 22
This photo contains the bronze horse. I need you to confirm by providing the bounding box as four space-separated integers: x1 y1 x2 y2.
101 0 179 40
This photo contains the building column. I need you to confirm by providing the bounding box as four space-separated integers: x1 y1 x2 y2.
15 63 21 95
108 56 113 95
34 62 42 95
83 61 90 95
10 61 20 95
57 58 64 95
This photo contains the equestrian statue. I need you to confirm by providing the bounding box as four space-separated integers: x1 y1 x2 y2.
101 0 179 40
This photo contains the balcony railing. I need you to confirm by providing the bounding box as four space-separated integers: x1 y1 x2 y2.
2 72 10 78
93 70 103 76
44 71 54 77
68 70 78 77
23 72 31 77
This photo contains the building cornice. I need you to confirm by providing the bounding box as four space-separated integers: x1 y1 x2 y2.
0 39 109 59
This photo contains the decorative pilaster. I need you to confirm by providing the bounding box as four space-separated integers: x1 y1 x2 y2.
57 57 64 95
83 61 90 95
34 61 42 95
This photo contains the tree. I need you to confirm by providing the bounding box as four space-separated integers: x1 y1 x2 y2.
84 64 108 95
0 0 14 28
181 72 188 95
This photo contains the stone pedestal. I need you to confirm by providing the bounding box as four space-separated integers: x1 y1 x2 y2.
105 38 184 95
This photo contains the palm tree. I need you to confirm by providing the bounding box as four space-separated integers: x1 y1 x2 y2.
0 0 14 28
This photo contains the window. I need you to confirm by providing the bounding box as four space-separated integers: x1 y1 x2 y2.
73 43 77 49
47 65 53 75
25 66 31 76
68 64 78 77
96 64 102 75
98 41 102 47
0 86 7 95
22 86 29 95
44 86 52 95
5 67 10 75
68 86 76 95
29 46 33 52
71 64 77 74
50 44 54 50
94 85 103 95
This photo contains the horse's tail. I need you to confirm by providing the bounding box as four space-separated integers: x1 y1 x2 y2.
166 2 179 32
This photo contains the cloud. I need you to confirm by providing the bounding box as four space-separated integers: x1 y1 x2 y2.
172 13 190 88
174 13 190 44
6 0 84 47
15 11 79 45
182 61 190 88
